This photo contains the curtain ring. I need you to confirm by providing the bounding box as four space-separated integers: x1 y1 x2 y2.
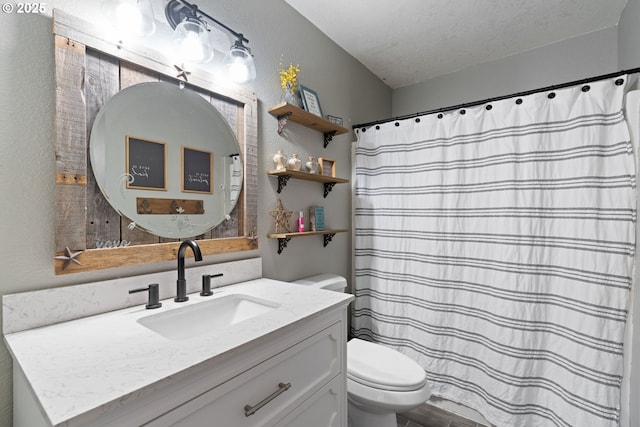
375 125 380 130
460 109 466 115
394 122 400 127
485 105 492 110
581 85 591 92
361 128 366 132
415 118 421 123
548 92 556 99
615 78 625 86
516 99 523 105
437 113 443 119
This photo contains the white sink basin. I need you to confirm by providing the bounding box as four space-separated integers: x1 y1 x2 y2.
137 294 280 341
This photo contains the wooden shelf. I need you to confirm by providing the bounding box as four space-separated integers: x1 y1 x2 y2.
267 229 348 238
267 229 348 254
268 102 349 147
267 169 349 197
267 169 349 184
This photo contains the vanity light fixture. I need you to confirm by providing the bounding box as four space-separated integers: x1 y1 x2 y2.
164 0 256 83
107 0 156 38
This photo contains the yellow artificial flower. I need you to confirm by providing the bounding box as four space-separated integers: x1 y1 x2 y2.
279 63 301 92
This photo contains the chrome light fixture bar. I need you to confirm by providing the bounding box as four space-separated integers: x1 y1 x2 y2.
165 0 256 83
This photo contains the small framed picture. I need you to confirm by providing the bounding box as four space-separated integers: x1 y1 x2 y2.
309 206 325 231
326 115 343 126
181 146 213 194
318 157 336 177
299 84 323 117
126 136 167 191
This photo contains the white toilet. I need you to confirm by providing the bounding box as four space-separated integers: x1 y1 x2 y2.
292 274 432 427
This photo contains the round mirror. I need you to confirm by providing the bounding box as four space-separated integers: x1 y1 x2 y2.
89 82 243 239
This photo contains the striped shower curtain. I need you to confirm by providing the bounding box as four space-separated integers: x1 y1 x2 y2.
352 77 636 427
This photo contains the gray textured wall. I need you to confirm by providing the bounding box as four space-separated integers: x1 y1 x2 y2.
391 26 619 117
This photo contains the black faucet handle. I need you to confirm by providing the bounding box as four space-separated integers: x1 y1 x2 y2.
129 283 162 309
201 273 224 296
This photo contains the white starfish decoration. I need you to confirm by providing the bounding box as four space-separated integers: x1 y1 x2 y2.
54 246 83 270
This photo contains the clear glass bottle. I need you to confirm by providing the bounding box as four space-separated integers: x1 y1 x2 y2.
305 156 318 174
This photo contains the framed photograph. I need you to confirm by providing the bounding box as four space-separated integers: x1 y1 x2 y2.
318 157 336 177
182 146 213 194
126 136 167 191
326 115 343 126
299 84 323 117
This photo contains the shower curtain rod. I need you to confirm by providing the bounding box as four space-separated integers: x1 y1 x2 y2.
352 67 640 130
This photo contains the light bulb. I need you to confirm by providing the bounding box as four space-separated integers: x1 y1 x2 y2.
174 18 213 63
108 0 156 37
228 57 250 83
226 43 256 84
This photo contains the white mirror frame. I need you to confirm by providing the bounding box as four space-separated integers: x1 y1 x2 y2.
53 9 258 275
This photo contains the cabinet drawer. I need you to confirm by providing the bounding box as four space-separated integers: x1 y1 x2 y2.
146 322 342 427
276 376 345 427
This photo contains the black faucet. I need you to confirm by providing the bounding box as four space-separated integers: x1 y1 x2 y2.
175 239 203 302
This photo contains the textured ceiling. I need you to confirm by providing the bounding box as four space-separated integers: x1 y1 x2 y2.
284 0 628 89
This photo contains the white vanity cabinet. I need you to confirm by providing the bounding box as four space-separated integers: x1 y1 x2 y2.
275 376 344 427
147 322 344 427
4 274 353 427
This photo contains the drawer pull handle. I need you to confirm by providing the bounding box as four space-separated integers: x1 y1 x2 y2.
244 382 292 417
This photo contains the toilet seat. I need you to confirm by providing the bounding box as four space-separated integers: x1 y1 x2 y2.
347 338 427 392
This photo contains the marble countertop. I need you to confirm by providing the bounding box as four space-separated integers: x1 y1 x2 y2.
3 278 353 426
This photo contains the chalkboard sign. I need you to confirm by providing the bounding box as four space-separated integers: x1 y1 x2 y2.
182 146 213 194
126 136 167 191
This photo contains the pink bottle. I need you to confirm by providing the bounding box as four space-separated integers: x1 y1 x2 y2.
298 211 305 232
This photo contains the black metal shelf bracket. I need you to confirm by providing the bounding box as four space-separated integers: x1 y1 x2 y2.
323 233 336 247
276 112 292 135
276 237 291 254
323 131 337 148
323 182 336 198
276 174 291 193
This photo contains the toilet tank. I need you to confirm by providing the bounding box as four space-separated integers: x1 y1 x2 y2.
292 273 347 292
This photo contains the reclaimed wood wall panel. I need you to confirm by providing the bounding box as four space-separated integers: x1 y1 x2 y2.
118 61 164 245
242 101 259 235
85 50 122 249
57 238 255 274
54 35 87 252
120 60 163 89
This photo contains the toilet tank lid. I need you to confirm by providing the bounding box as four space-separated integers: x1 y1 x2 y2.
347 338 427 391
292 273 347 291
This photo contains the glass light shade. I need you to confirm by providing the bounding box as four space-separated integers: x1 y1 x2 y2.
227 44 256 84
110 0 156 37
174 18 213 63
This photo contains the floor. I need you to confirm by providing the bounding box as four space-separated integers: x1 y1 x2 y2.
397 403 488 427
